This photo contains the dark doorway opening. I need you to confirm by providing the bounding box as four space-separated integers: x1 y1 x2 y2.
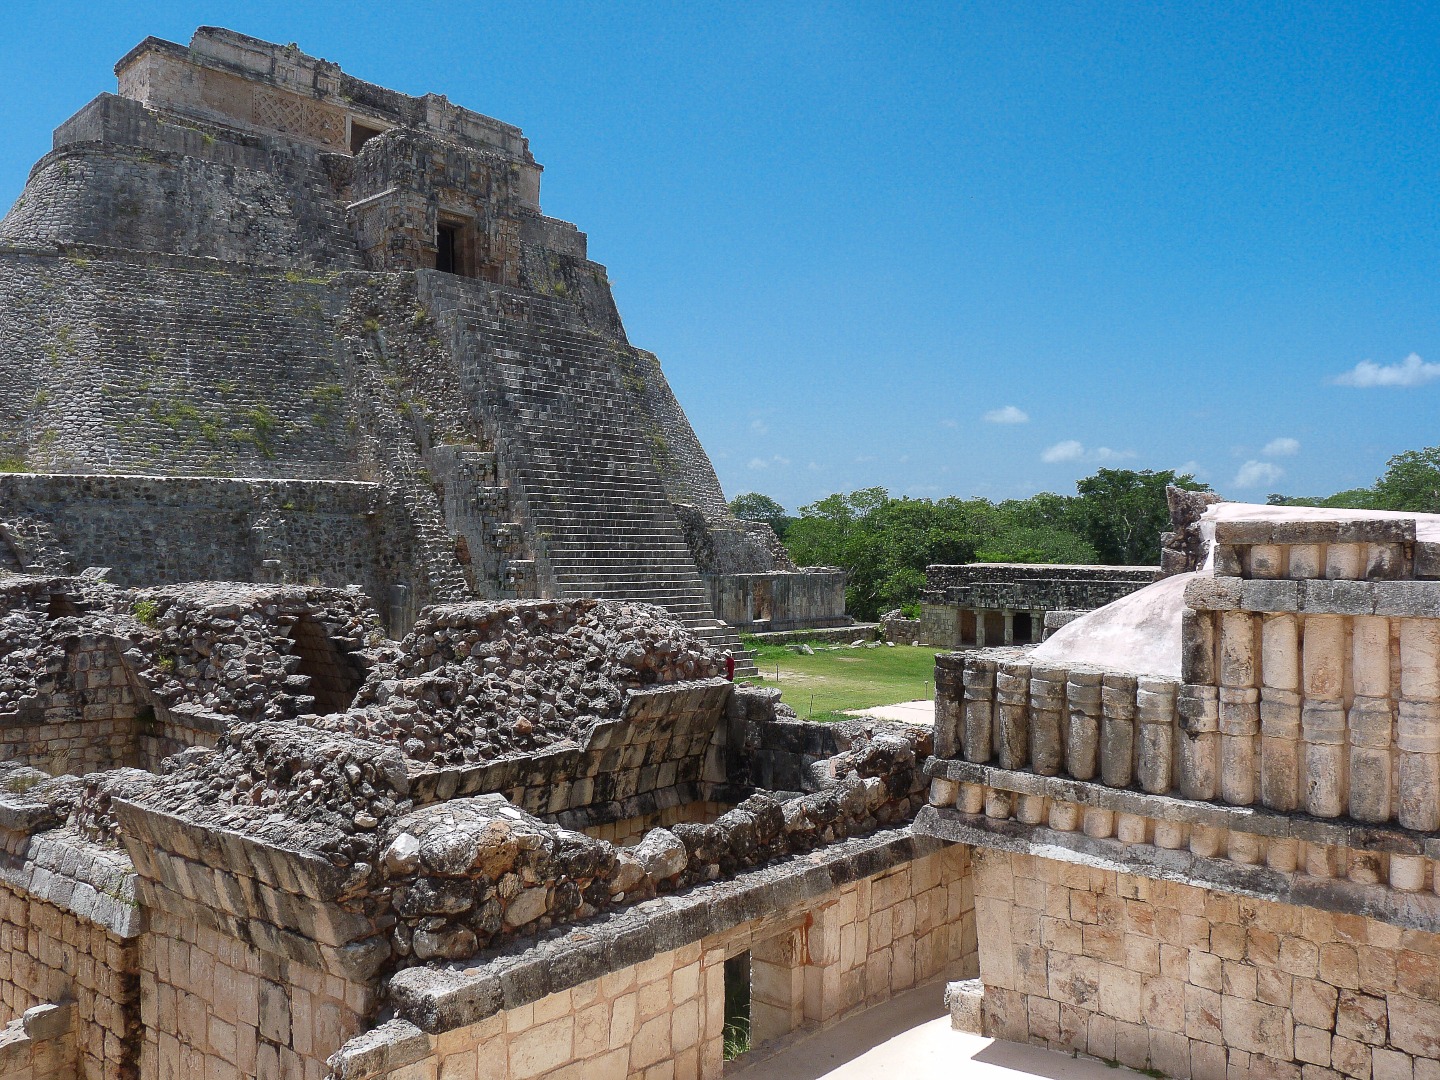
436 224 460 275
290 615 362 714
1014 612 1034 644
723 951 751 1060
350 122 384 154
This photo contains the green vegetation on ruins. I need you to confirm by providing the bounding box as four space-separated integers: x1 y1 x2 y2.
742 638 939 722
734 468 1206 621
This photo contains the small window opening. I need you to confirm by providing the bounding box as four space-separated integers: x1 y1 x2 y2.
350 122 384 154
723 952 751 1060
436 223 460 275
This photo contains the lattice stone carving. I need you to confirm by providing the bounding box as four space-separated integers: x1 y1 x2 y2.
250 88 344 146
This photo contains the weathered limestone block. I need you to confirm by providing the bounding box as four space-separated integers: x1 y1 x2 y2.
1326 543 1366 580
1181 609 1217 684
1260 612 1301 811
962 659 996 765
995 662 1031 771
1065 670 1102 781
1302 615 1347 818
1028 665 1066 777
1100 674 1137 789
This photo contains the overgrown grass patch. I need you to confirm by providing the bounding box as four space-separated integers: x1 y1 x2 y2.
741 640 938 722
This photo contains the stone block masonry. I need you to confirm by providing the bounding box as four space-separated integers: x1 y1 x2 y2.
975 849 1440 1080
330 840 975 1080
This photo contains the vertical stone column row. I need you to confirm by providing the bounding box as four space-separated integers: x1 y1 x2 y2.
1065 670 1101 781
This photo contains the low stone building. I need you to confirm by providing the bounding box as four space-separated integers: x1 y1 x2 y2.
920 503 1440 1079
920 562 1159 648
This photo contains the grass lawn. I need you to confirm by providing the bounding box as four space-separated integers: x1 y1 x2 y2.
740 639 940 722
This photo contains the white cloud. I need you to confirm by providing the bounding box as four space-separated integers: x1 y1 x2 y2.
1333 353 1440 388
749 417 769 435
1041 441 1135 465
983 405 1029 425
747 457 768 470
748 455 789 470
772 455 791 467
1233 460 1284 489
1041 440 1085 463
1262 437 1300 457
939 418 958 429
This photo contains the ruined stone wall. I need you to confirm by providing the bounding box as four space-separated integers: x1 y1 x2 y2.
975 849 1440 1080
0 252 359 478
0 629 141 778
0 831 141 1080
0 475 387 590
334 841 974 1080
0 95 363 270
0 1004 77 1080
705 570 848 633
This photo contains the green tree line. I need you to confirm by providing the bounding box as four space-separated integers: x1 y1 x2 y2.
731 468 1206 620
1267 446 1440 514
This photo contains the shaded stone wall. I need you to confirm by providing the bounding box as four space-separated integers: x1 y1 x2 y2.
705 570 848 633
975 849 1440 1080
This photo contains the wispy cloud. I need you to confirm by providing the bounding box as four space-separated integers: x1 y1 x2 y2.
939 418 958 429
749 417 769 435
747 455 790 470
1233 460 1284 489
1333 353 1440 388
1262 437 1300 457
1041 440 1085 463
1041 441 1136 465
983 405 1029 425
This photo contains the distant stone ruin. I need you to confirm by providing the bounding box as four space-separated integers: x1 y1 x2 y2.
0 26 848 659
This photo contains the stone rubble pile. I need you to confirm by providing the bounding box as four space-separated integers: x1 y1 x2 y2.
317 599 722 766
135 721 412 870
127 582 384 720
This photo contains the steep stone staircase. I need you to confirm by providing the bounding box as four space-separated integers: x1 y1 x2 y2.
421 273 756 675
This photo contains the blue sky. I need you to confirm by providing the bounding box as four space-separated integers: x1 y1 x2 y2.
2 2 1437 511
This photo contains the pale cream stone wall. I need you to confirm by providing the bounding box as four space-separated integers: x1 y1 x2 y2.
0 883 138 1080
138 905 376 1080
975 848 1440 1080
334 846 975 1080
